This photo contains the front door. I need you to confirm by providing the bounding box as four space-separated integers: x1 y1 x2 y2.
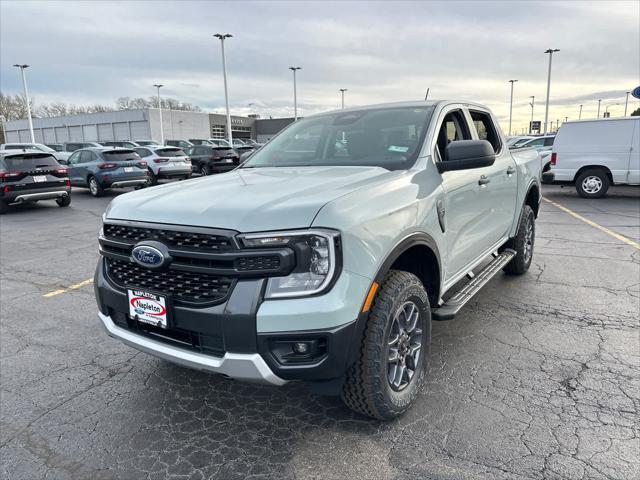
66 151 82 185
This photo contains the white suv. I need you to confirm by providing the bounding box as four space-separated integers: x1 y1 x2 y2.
133 146 191 185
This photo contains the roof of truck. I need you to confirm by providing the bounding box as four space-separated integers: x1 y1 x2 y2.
316 100 492 117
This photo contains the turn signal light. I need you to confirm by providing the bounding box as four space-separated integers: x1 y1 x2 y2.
551 153 557 166
97 163 117 169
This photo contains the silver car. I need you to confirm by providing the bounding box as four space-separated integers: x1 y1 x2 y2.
134 146 192 185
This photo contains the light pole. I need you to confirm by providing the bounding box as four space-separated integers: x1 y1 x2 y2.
579 104 583 120
597 99 602 118
507 79 518 136
13 64 35 143
289 67 301 121
528 96 535 133
153 84 164 144
339 88 347 109
214 33 233 144
605 103 620 117
624 92 630 116
543 48 559 135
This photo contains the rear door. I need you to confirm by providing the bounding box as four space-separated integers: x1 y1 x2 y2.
468 108 518 245
628 119 640 184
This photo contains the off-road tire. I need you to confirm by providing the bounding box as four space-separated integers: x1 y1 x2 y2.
504 205 535 275
56 195 71 207
576 168 609 198
88 176 104 197
341 270 431 420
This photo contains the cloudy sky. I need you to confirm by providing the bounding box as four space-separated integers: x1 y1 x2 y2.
1 0 638 133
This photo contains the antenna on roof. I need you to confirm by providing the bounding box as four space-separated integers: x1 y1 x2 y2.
424 88 430 101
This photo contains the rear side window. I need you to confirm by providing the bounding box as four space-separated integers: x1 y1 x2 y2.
135 148 152 158
470 110 502 153
2 154 59 169
154 148 186 157
544 137 555 146
80 151 96 163
101 150 140 162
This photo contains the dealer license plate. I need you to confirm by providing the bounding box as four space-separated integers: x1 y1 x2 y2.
128 289 167 328
124 167 135 172
32 175 47 182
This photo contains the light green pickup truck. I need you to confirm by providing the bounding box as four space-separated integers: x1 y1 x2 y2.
95 101 541 419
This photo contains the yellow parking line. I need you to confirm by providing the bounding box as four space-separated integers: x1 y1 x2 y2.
542 197 640 250
43 278 93 298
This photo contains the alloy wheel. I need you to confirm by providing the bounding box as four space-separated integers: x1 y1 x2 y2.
387 301 423 391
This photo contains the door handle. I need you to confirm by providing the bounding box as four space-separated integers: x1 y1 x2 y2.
478 175 491 186
506 166 516 175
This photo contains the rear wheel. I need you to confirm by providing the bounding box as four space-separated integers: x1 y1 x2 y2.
504 205 535 275
88 176 104 197
341 270 431 420
56 194 71 207
147 170 158 186
200 165 210 176
576 169 609 198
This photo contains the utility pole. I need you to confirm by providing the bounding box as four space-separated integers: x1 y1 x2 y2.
339 88 347 109
214 33 233 144
597 99 602 118
424 88 430 101
529 96 535 134
508 79 518 136
153 84 164 144
543 49 560 135
579 104 583 120
13 64 35 143
289 67 301 121
624 92 630 116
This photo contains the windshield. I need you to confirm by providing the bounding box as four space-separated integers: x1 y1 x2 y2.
243 106 434 170
154 148 186 157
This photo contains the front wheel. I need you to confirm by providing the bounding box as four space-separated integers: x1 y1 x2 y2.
576 169 609 198
147 170 158 186
342 270 431 420
504 205 535 275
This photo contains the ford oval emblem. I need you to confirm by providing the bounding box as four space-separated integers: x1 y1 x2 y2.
131 245 165 268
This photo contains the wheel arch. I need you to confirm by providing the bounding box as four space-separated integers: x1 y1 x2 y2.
524 180 541 218
573 165 613 185
374 233 442 306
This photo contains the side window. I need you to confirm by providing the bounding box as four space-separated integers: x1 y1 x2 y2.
80 151 95 163
469 110 501 153
436 110 472 161
67 151 81 164
544 137 555 146
135 148 151 157
527 138 545 147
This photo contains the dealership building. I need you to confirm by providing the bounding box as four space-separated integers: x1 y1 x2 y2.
2 109 294 145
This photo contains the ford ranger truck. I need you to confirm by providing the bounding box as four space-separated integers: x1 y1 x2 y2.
95 101 541 420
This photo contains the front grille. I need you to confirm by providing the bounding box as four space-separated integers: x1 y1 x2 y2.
235 255 281 271
105 258 234 305
103 223 234 252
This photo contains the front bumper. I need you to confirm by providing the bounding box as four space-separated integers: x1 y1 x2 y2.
94 258 366 384
98 311 286 385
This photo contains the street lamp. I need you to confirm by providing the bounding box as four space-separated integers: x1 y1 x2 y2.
579 104 583 120
153 84 164 144
529 96 535 134
339 88 348 109
543 48 560 135
508 79 518 136
605 103 621 116
289 67 301 121
13 64 35 143
597 99 602 118
624 92 630 116
214 33 233 144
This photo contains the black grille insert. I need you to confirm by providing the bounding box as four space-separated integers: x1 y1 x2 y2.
105 258 235 305
103 223 234 252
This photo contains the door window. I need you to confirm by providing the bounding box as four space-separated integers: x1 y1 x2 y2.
135 148 152 158
67 151 81 164
436 110 472 161
469 110 502 153
80 151 95 163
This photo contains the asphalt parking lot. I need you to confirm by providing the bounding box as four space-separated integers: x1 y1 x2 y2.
1 183 638 480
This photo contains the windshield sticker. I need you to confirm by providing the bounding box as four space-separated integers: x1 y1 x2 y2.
388 145 409 153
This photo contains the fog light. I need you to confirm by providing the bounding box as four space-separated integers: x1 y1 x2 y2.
293 342 309 354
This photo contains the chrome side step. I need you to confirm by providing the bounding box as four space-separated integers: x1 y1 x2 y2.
432 249 516 321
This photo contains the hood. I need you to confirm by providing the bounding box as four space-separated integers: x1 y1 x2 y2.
105 166 393 232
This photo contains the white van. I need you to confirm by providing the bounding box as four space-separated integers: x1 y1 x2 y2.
544 117 639 198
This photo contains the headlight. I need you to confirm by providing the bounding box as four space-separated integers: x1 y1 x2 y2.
239 229 341 298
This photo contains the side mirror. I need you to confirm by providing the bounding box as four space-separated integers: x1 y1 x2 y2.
437 140 495 173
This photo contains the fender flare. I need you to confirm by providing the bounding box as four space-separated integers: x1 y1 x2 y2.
373 232 442 296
